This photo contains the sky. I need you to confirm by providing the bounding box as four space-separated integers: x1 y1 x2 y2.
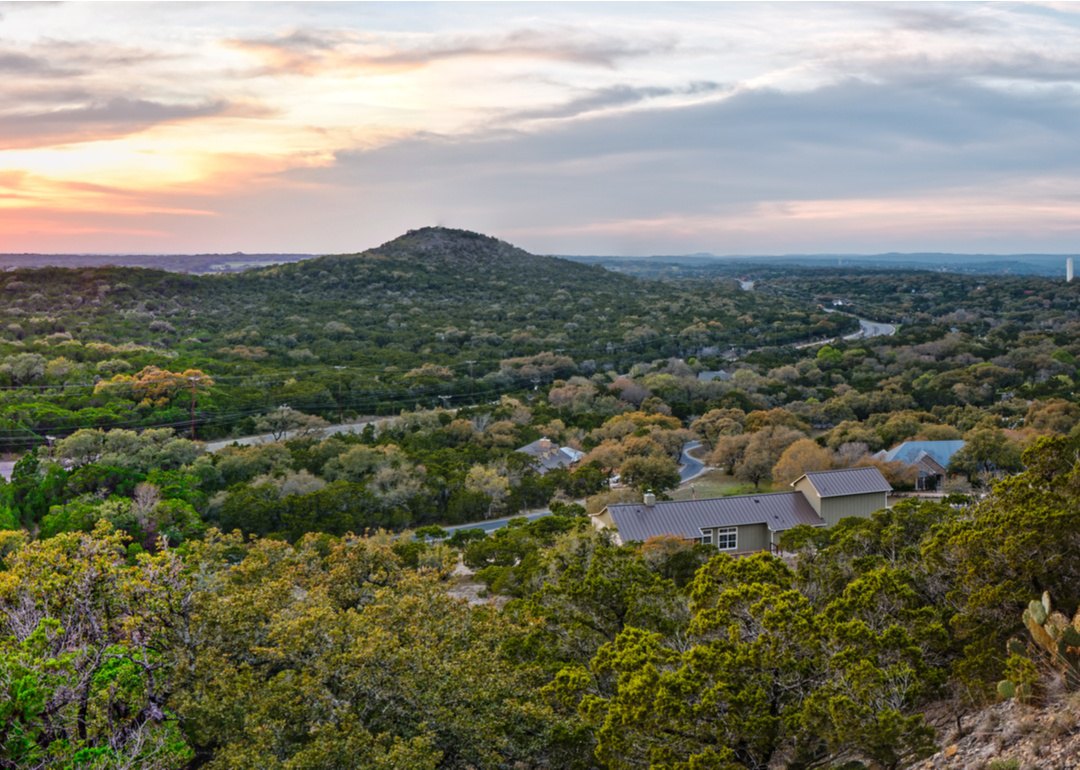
3 1 1080 257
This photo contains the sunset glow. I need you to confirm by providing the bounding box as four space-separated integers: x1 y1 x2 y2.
3 1 1080 255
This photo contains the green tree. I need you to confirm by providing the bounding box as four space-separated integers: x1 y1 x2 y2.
0 524 192 769
254 406 330 441
176 531 583 769
619 454 681 493
947 426 1022 484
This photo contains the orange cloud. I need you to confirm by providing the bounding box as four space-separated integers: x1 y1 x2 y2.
224 26 665 77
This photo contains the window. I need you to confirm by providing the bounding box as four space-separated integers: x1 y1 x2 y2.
699 528 712 546
716 528 738 550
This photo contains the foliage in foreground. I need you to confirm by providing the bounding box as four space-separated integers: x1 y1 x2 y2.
0 527 584 770
2 435 1079 768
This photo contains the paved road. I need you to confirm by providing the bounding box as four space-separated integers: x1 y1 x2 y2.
793 316 896 349
203 416 389 452
0 413 406 480
439 510 553 537
679 441 706 482
851 318 896 339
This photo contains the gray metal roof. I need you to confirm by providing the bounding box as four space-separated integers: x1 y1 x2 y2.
796 467 892 498
877 440 966 467
604 491 824 542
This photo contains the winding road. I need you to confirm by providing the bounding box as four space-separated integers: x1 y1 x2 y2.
851 318 896 339
679 441 706 482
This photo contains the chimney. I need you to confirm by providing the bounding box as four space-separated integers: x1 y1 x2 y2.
1068 257 1075 283
538 437 553 451
643 492 656 507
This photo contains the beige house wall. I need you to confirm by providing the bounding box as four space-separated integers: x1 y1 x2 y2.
791 477 822 514
590 509 623 545
818 492 888 526
699 523 770 553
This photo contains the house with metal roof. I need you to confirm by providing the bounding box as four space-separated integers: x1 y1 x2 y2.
874 440 966 490
790 467 893 526
516 437 585 474
592 466 892 553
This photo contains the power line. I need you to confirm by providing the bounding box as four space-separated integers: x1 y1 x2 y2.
0 323 744 392
0 371 552 445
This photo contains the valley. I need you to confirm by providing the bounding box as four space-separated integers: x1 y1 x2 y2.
1 227 1079 770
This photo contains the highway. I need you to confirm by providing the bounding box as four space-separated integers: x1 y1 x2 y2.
852 318 896 339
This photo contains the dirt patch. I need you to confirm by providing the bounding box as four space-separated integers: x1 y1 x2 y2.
914 697 1080 770
445 559 508 608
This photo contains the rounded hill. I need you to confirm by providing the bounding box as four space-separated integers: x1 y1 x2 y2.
300 226 623 285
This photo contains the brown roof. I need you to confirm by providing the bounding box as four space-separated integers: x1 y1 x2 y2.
602 491 824 542
794 467 892 498
913 452 947 475
516 438 584 473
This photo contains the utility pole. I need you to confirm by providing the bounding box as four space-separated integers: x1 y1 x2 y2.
187 375 204 441
334 366 346 423
280 403 290 441
466 360 476 402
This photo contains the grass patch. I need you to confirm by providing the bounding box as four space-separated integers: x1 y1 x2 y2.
686 445 710 461
669 469 773 501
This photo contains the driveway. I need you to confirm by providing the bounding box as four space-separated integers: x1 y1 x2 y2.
679 441 706 482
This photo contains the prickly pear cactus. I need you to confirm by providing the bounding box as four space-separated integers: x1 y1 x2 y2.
999 592 1080 701
1021 591 1080 684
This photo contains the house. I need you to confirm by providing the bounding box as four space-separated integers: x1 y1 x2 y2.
874 440 966 491
592 467 892 553
790 466 893 526
516 437 584 474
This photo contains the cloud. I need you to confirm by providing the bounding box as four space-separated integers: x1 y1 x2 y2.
0 51 78 77
0 40 172 81
0 97 234 150
503 82 729 123
4 1 1080 255
227 25 673 75
882 5 998 34
230 74 1080 254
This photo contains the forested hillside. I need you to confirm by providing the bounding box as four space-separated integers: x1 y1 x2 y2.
0 228 852 450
